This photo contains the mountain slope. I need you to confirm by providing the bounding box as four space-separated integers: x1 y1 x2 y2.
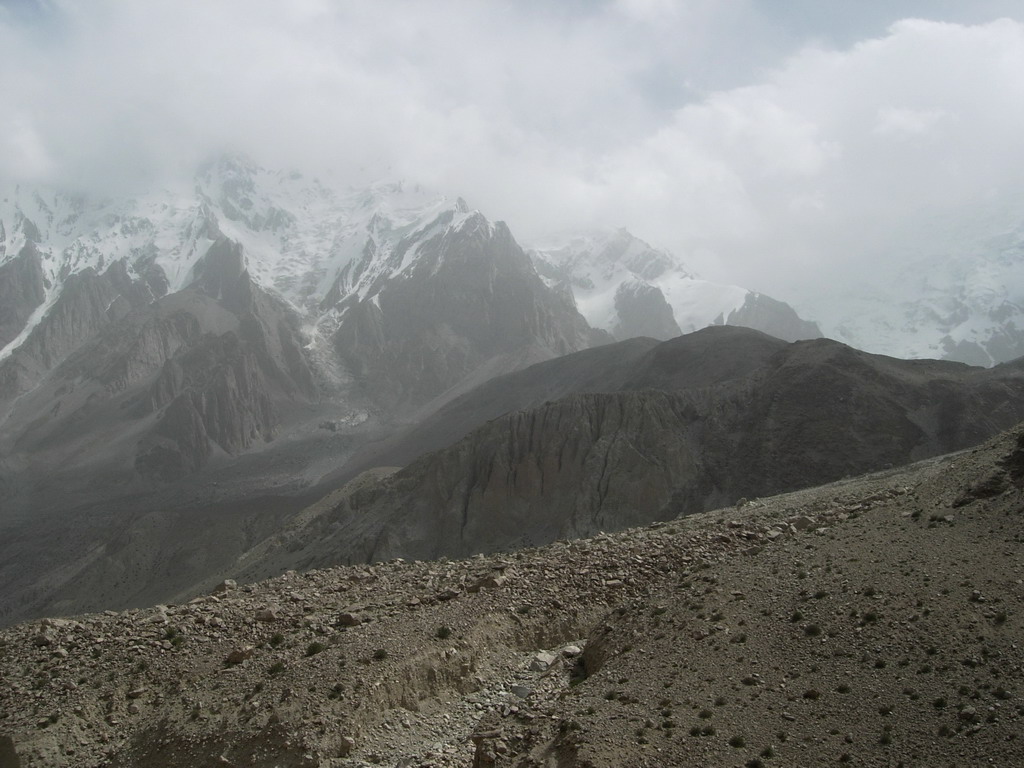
0 158 603 626
332 326 785 483
328 208 599 411
0 157 599 491
231 327 1024 581
1 424 1021 767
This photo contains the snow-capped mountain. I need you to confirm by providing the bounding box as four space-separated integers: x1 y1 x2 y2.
0 156 466 364
0 155 596 487
811 226 1024 366
530 229 821 343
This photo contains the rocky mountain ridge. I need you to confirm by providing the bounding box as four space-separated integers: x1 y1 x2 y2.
6 326 1024 627
0 157 599 493
3 157 1024 640
227 327 1024 584
0 158 604 630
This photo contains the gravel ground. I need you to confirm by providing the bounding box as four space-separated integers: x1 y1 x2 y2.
1 426 1022 767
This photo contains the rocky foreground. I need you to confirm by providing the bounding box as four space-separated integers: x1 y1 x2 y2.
2 425 1023 767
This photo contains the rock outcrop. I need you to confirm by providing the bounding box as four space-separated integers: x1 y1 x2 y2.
612 279 681 340
715 290 822 343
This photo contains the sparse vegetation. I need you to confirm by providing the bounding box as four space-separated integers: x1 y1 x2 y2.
4 425 1024 768
306 641 326 657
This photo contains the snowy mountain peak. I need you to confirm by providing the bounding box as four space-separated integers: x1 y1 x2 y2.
815 240 1024 367
536 228 689 287
531 228 820 343
0 163 480 365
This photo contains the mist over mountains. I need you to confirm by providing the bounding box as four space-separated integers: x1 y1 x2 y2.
0 152 1022 629
3 5 1024 765
0 154 814 491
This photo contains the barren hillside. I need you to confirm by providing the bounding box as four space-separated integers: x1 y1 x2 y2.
1 424 1022 767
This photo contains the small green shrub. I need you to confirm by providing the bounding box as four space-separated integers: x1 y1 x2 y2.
306 642 326 657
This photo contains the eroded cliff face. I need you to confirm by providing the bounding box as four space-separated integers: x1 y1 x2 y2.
376 391 712 557
233 330 1024 580
136 331 277 480
231 389 712 580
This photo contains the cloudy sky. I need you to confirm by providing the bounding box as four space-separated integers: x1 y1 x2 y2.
2 0 1024 306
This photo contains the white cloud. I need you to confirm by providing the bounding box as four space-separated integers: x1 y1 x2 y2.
1 2 1023 317
0 113 54 179
566 16 1024 298
873 107 948 137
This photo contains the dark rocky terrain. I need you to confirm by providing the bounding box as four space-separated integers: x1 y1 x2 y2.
1 422 1021 767
6 327 1024 628
230 327 1024 581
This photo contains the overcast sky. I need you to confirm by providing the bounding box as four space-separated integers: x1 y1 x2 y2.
2 0 1024 306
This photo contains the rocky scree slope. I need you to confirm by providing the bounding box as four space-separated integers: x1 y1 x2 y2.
232 326 1024 579
1 424 1022 767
